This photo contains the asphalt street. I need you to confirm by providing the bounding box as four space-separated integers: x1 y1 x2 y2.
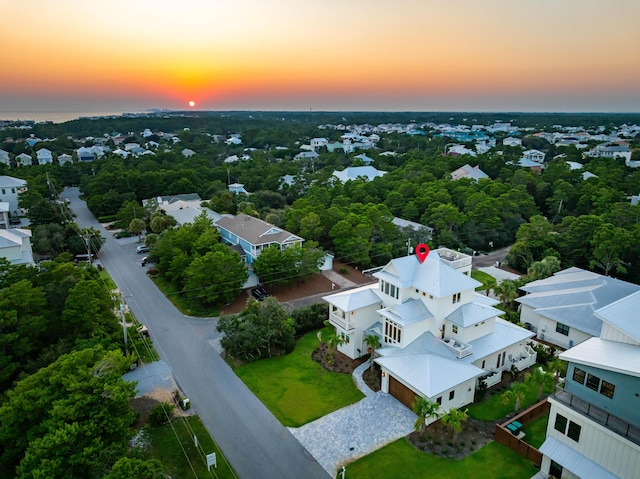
62 187 330 479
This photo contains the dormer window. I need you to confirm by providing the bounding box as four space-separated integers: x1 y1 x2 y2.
452 293 461 304
452 324 458 334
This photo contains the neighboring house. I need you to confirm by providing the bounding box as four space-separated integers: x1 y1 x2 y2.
451 164 489 181
539 291 640 479
392 217 434 238
0 201 9 228
228 183 249 195
517 268 640 350
215 213 303 265
225 135 242 145
323 249 536 415
57 153 73 165
310 138 328 150
36 148 53 165
587 144 632 162
521 149 546 163
76 147 95 162
332 166 387 183
354 154 375 165
294 151 319 162
181 148 196 157
446 144 476 157
0 175 27 216
15 153 33 166
0 228 34 266
0 149 11 166
503 137 522 147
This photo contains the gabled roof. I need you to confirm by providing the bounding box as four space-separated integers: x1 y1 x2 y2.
216 213 302 247
446 302 503 328
332 166 386 183
379 298 434 327
595 290 640 342
373 252 480 297
559 337 640 378
0 176 27 188
517 268 640 336
323 284 382 311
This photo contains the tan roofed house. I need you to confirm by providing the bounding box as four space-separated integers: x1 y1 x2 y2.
215 213 303 264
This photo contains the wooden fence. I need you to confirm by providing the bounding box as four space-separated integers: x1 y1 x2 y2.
494 399 551 468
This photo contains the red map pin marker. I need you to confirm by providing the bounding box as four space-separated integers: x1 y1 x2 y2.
415 243 430 263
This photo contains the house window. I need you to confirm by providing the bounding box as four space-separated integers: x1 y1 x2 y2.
452 293 461 304
449 390 455 401
549 460 563 478
600 380 615 399
556 322 570 336
384 320 402 345
481 360 485 369
554 414 568 434
586 373 600 391
452 324 458 334
567 421 581 442
436 396 442 405
389 284 396 298
572 367 586 385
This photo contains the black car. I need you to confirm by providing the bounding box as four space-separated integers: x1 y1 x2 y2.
251 286 269 301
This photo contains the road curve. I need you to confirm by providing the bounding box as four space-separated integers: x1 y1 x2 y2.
62 187 329 479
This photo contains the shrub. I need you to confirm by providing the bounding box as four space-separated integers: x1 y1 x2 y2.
148 402 174 427
338 267 349 275
291 303 328 336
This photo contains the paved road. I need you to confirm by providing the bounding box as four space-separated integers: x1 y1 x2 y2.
63 188 329 479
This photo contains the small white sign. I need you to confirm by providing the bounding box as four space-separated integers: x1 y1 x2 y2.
206 452 217 470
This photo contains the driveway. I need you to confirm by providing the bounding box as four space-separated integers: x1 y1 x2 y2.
62 187 329 479
290 361 416 476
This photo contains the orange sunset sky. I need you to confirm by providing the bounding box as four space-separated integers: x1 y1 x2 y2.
1 0 639 115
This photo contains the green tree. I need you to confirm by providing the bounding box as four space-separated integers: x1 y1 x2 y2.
525 367 554 402
412 397 441 433
364 334 380 372
0 347 136 477
183 248 248 306
106 457 164 479
589 224 632 276
129 217 146 239
527 256 561 281
440 407 468 441
493 279 520 310
502 382 527 413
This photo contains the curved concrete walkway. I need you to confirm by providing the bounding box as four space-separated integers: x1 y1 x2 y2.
289 362 416 476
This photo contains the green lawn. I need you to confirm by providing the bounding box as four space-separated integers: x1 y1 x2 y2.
471 270 495 291
146 416 236 479
233 327 365 426
343 439 538 479
468 377 553 421
521 413 549 449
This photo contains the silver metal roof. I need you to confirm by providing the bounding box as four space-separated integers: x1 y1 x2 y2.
559 337 640 377
539 437 620 479
446 302 503 328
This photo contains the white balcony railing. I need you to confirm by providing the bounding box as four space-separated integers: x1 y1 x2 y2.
328 313 354 332
442 337 473 359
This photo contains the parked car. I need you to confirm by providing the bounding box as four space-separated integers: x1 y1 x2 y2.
251 286 269 301
136 245 150 253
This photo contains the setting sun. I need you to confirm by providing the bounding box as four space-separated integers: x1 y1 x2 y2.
188 100 195 107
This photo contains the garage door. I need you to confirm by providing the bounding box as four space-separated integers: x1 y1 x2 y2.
389 375 418 410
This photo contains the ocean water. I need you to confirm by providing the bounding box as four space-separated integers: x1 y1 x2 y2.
0 110 145 124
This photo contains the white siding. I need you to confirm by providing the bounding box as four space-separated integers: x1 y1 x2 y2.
600 323 640 345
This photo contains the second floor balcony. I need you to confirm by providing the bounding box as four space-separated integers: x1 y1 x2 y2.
328 311 355 332
553 387 640 447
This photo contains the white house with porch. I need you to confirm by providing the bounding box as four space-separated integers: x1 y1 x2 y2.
323 250 536 414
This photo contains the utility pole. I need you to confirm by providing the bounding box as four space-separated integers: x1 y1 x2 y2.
84 232 92 264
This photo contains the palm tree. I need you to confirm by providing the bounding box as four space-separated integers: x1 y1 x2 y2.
412 396 441 433
441 408 468 441
502 382 527 413
363 334 380 372
326 333 346 365
526 367 555 401
547 357 568 387
493 279 519 310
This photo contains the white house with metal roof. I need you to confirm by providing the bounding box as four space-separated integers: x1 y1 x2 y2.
323 250 536 414
0 228 34 266
517 267 640 350
0 176 27 217
539 291 640 479
332 166 386 183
